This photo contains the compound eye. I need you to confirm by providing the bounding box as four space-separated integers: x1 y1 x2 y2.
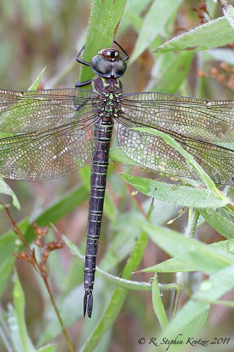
112 59 127 77
91 55 112 76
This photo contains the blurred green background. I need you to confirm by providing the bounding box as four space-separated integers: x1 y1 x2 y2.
1 0 234 351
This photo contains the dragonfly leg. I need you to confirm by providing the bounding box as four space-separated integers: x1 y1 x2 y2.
76 43 90 67
75 79 93 88
113 40 129 61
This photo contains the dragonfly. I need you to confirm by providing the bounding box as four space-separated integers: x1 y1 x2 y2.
1 41 234 318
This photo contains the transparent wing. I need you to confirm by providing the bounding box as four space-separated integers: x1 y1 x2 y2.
0 87 102 181
117 93 234 184
0 120 98 181
122 92 234 143
0 88 98 132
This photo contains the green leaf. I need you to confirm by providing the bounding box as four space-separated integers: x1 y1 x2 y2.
142 240 234 273
10 271 35 352
152 274 168 329
141 222 234 274
28 66 46 91
156 16 234 53
129 0 184 64
159 265 234 339
121 174 227 208
0 178 20 209
199 208 234 240
79 0 127 84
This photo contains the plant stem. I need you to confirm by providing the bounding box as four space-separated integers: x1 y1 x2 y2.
44 277 74 352
170 208 199 319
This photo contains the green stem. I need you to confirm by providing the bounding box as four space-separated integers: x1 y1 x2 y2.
171 209 199 319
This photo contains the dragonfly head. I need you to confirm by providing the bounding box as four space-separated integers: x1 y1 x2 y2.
90 48 127 78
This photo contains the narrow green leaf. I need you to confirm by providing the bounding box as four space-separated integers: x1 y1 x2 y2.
152 274 168 329
142 240 234 273
130 0 184 64
199 208 234 240
79 0 127 84
12 271 34 352
28 66 46 91
141 222 234 274
122 174 227 208
0 178 20 209
159 265 234 339
156 16 234 53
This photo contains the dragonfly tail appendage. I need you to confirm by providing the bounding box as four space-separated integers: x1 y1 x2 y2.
83 290 93 318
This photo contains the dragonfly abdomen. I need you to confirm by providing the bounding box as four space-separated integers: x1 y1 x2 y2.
84 116 114 318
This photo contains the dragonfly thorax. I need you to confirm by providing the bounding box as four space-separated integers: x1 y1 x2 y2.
90 48 127 79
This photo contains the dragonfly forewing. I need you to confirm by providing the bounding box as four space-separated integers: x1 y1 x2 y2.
122 92 234 143
0 88 101 180
0 88 98 133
